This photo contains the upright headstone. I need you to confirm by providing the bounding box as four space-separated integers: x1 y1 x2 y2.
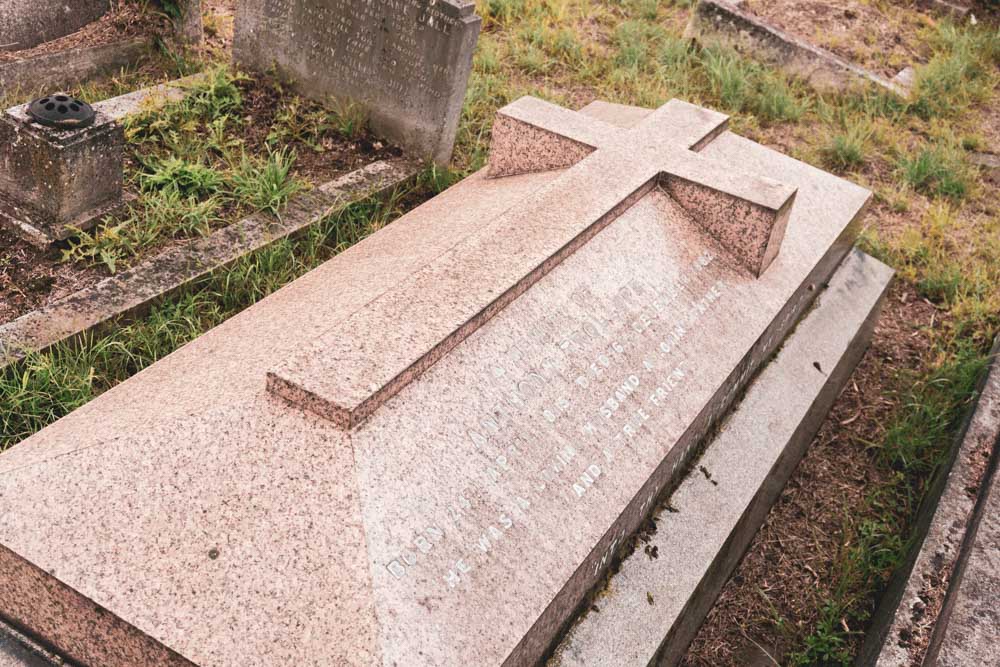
0 97 871 666
233 0 480 164
0 0 111 52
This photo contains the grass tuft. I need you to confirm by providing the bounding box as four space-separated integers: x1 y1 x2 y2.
897 141 972 200
228 148 303 216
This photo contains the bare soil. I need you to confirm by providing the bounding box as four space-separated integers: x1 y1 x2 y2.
682 280 944 666
742 0 939 77
0 1 166 64
0 229 105 324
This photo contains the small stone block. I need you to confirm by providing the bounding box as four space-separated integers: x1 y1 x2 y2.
233 0 481 164
0 105 124 245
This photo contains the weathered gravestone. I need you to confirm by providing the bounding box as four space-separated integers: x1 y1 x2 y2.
233 0 480 164
0 99 126 246
0 0 111 52
0 97 871 666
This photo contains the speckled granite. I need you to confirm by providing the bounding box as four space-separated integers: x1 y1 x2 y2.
0 546 190 666
273 99 800 431
487 96 794 277
549 249 894 667
0 101 871 666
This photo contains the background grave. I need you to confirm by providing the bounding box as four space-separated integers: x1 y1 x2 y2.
234 0 481 164
0 0 111 53
0 68 419 369
0 1 202 100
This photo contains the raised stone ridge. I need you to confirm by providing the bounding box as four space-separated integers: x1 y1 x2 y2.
268 97 797 429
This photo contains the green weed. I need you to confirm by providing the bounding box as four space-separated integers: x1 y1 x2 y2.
897 142 971 200
228 148 303 215
908 23 999 119
138 155 224 197
822 115 874 171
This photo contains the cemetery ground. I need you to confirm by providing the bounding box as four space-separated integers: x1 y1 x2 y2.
0 2 160 66
0 0 996 665
0 66 400 322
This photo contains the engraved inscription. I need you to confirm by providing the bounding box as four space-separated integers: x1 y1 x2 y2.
377 247 731 588
236 0 478 159
247 0 462 102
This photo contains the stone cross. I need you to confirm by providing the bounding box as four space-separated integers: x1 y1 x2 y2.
489 96 797 278
268 97 798 431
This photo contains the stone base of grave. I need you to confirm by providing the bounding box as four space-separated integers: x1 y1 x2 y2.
686 0 904 96
0 191 131 248
0 253 895 667
0 95 871 666
860 335 1000 667
550 247 894 667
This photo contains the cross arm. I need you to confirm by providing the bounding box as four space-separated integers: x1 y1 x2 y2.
487 96 729 179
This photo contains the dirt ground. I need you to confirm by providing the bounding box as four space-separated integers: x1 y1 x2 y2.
743 0 937 77
0 1 166 64
681 279 944 665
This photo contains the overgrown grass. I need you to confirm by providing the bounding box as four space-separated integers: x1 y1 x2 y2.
897 140 973 201
2 190 416 449
908 23 1000 119
788 341 988 666
63 68 308 273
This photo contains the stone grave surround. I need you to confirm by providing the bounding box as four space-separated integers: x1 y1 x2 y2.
0 96 870 666
0 0 111 52
233 0 481 165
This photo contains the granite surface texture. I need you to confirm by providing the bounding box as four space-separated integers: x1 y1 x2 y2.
0 100 870 666
487 97 794 277
550 248 893 666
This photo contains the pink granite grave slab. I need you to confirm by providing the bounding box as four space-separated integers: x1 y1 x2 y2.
269 98 795 430
0 99 870 666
